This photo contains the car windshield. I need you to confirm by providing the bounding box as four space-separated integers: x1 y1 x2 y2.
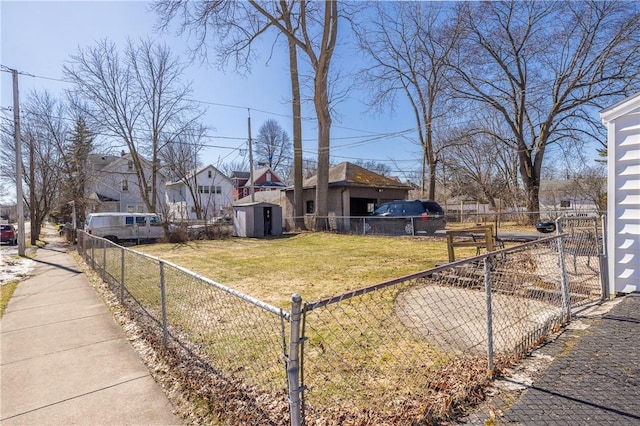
372 204 390 216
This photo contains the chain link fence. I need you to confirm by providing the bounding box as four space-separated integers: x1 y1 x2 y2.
77 223 606 425
556 215 608 300
77 231 292 425
296 233 604 424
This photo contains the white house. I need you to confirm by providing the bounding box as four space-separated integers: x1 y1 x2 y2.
600 93 640 294
85 152 167 216
538 179 602 218
165 164 233 221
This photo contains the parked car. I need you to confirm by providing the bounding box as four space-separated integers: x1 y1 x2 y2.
0 224 17 245
364 200 446 236
535 221 556 233
84 213 163 244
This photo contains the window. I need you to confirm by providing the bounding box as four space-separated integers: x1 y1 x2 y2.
135 216 146 225
127 161 133 170
150 215 161 226
125 216 134 225
208 170 212 178
121 179 129 191
561 200 571 208
306 200 314 214
146 185 152 193
126 205 135 213
266 171 272 182
215 186 221 194
198 185 210 194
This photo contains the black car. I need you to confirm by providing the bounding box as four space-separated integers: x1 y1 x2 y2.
535 221 556 233
364 200 446 236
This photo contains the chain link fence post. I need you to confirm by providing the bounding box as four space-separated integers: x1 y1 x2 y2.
90 238 95 269
484 255 494 375
159 260 168 347
120 247 125 303
102 238 107 282
600 215 610 299
287 294 302 426
556 234 571 323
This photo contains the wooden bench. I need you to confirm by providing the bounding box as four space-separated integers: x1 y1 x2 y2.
445 225 503 262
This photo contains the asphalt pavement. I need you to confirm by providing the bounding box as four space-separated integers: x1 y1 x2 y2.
0 231 181 425
462 293 640 425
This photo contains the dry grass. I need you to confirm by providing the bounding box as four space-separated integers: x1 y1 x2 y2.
135 232 471 308
106 232 517 423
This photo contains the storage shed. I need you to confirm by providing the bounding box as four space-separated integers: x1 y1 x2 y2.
232 202 282 238
600 93 640 294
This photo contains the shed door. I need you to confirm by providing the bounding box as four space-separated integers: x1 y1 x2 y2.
263 207 272 236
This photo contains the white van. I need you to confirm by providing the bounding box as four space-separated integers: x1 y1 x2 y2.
84 213 164 244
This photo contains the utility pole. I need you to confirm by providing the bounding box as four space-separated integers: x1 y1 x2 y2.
12 69 25 256
247 109 255 203
29 134 36 245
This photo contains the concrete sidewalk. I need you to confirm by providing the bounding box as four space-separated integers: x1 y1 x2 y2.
1 236 180 425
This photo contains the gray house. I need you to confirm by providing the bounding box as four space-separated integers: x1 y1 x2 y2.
85 152 167 216
600 92 640 294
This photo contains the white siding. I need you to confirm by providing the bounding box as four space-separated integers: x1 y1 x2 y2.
602 96 640 294
165 165 234 221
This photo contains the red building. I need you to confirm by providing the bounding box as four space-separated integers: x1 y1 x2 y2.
230 168 287 201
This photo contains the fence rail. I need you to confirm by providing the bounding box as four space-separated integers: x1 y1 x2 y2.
77 218 606 425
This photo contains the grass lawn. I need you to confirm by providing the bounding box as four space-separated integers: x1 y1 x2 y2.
0 280 19 317
128 231 503 420
135 232 475 308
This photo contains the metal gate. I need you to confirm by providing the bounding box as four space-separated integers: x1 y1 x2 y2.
556 215 609 300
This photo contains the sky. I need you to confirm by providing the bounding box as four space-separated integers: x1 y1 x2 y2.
0 0 424 184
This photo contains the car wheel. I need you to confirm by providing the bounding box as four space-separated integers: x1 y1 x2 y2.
404 222 414 235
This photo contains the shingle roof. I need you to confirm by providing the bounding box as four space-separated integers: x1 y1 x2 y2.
303 162 411 189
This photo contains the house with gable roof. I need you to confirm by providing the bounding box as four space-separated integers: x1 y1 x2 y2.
165 164 233 221
84 151 167 216
283 161 412 230
230 167 287 201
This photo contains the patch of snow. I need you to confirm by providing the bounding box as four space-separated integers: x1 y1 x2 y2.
0 248 36 285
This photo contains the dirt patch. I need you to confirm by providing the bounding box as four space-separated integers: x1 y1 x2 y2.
395 284 563 355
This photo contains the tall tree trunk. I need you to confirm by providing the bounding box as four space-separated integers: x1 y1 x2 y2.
313 63 332 231
285 13 305 230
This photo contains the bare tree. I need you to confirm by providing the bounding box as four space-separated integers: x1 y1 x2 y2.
161 123 210 220
573 164 607 213
155 1 340 230
154 0 309 227
255 118 291 177
355 2 461 200
452 0 640 220
249 2 338 230
64 38 204 217
445 129 520 210
0 91 66 243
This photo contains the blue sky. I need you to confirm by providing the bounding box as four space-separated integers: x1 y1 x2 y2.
1 0 424 180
